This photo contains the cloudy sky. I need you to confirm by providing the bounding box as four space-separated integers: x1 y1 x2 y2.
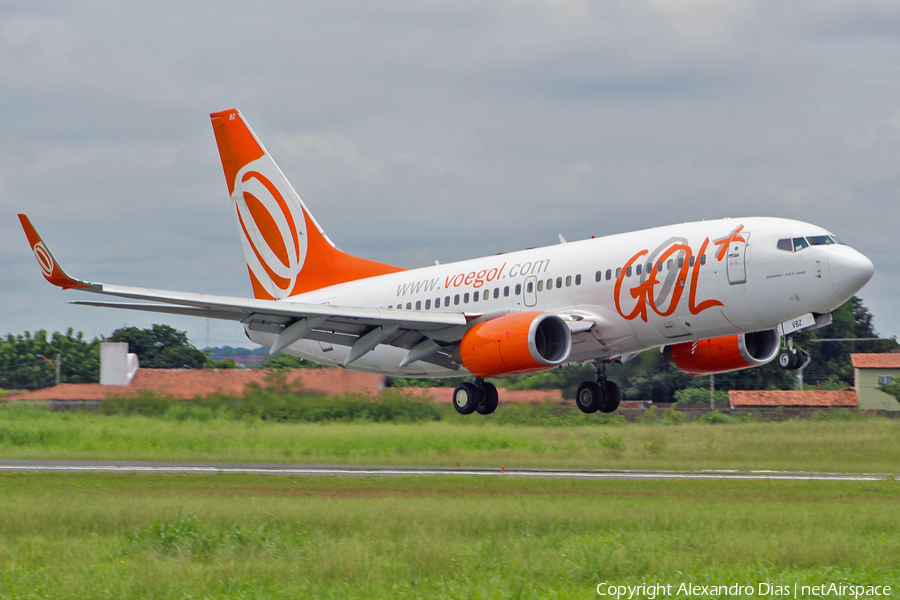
2 0 899 350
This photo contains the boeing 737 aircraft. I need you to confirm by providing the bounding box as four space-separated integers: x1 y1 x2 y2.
20 109 875 415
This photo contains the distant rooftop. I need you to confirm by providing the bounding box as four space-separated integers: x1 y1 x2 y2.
851 353 900 369
729 389 857 408
8 368 384 402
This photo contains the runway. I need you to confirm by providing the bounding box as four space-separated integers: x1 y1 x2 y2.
0 460 893 481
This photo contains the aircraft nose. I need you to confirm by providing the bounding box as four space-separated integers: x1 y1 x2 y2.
828 245 874 299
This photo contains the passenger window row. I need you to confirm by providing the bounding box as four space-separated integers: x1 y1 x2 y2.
595 255 706 282
385 272 585 310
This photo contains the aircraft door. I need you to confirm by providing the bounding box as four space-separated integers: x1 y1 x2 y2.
523 276 537 307
726 234 749 284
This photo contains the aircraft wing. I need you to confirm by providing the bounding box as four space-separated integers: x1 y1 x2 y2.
19 214 468 365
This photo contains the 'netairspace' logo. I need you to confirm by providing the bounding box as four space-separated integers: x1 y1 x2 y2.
595 582 893 599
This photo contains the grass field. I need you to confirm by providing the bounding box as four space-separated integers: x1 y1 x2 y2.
2 405 899 598
0 473 898 599
1 405 899 472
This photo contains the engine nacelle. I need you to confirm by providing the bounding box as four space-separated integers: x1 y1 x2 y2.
456 311 572 377
666 329 781 376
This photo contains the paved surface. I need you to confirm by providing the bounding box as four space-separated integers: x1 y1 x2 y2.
0 460 894 481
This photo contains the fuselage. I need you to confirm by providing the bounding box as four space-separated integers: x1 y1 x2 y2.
246 216 874 377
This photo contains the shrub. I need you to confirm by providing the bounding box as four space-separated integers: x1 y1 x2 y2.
598 433 626 454
643 434 667 456
698 410 737 425
673 387 728 405
661 407 685 425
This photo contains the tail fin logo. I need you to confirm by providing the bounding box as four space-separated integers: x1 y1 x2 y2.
233 159 309 299
33 241 55 279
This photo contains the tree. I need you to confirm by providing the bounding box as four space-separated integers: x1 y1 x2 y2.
108 324 208 369
0 329 99 390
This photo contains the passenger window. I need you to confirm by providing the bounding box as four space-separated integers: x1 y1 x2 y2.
606 269 612 280
406 302 412 310
424 299 431 310
635 264 642 276
666 260 673 270
646 263 652 274
557 277 563 288
537 280 544 292
463 293 469 303
473 291 479 302
388 305 393 309
689 256 695 267
793 237 809 251
445 296 450 306
575 274 581 285
699 254 706 265
677 258 684 269
504 286 510 296
435 297 441 308
454 295 460 305
626 266 632 277
595 270 602 282
493 288 500 299
566 275 572 287
547 278 553 289
776 238 793 252
656 262 662 273
616 267 622 279
415 301 422 310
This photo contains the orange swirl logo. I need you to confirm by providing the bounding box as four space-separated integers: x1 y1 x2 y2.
234 167 308 298
33 242 54 279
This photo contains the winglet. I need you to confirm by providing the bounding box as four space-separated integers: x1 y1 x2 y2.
18 215 94 290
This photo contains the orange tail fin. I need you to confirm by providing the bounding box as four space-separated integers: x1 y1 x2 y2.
209 109 404 300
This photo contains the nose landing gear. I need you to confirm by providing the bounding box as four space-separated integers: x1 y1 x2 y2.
777 339 810 371
452 377 499 415
575 362 621 414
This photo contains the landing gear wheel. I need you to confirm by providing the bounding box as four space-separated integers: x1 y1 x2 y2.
475 382 499 415
453 382 479 415
778 348 801 370
600 381 620 413
575 381 603 414
777 349 795 369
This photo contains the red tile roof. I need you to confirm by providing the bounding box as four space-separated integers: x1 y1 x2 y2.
728 389 857 407
6 368 563 404
8 368 385 402
851 353 900 369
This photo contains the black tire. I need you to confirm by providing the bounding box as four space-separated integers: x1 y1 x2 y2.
777 349 794 369
575 381 603 414
600 381 621 413
453 382 479 415
790 349 804 370
475 382 499 415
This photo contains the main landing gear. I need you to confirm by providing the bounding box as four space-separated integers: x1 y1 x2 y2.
777 338 810 371
453 377 499 415
575 362 621 414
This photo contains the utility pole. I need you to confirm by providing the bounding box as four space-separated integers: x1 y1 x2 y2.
55 353 61 386
710 374 715 409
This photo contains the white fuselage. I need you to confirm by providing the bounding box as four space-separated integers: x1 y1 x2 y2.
246 216 872 377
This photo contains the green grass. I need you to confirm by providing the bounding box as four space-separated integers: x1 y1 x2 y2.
1 405 899 472
0 474 898 598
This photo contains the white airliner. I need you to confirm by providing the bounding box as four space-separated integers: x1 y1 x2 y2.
20 109 875 415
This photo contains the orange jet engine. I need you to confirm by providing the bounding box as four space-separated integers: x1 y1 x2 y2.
456 311 572 377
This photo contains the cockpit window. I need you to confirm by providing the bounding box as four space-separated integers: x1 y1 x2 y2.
780 235 843 252
807 235 835 246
